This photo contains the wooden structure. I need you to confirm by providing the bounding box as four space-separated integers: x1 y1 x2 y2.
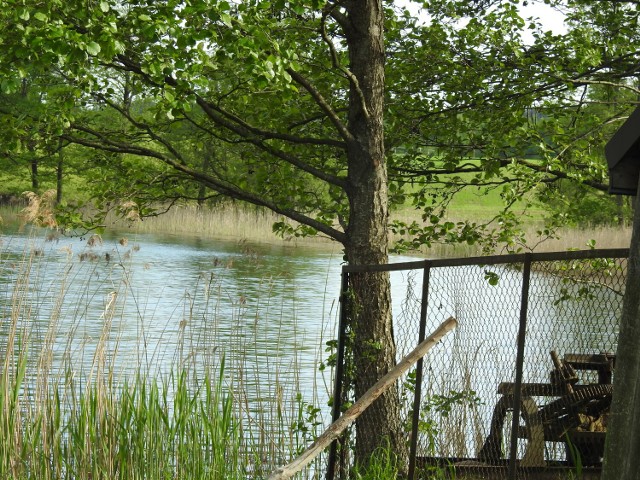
478 351 615 468
605 106 640 195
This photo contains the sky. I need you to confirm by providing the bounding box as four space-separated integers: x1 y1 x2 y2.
519 1 568 36
401 0 568 40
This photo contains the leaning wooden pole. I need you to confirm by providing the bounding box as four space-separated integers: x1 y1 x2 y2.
268 316 458 480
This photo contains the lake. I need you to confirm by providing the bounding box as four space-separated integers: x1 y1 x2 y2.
1 230 351 422
0 228 626 465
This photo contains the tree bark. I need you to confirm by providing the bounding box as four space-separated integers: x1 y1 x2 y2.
56 141 64 204
30 157 39 190
341 0 405 467
601 183 640 479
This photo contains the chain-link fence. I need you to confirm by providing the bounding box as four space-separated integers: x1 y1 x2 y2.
328 249 628 480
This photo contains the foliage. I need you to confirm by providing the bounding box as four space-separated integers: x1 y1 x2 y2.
351 439 400 480
538 179 631 227
387 0 640 248
403 381 483 457
291 393 323 453
0 1 637 245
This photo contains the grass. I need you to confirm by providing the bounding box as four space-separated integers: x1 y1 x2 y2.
0 235 330 479
1 366 243 479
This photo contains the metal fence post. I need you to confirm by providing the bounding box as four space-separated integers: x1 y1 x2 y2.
508 253 532 480
407 261 432 480
326 270 350 480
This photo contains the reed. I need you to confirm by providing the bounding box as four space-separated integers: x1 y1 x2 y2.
106 203 334 247
0 236 328 480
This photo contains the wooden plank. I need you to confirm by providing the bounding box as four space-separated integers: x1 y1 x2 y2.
497 382 610 396
416 457 603 479
497 382 564 397
267 317 458 480
564 353 615 371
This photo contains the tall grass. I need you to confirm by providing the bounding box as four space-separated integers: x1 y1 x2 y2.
107 203 334 248
0 236 328 479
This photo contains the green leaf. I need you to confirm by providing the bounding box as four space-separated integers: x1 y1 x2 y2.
484 271 500 286
100 1 110 12
33 12 48 22
220 13 232 27
86 41 101 56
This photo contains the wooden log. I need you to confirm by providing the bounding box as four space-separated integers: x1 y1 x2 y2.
267 316 458 480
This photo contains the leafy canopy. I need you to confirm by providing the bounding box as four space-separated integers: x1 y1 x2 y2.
0 0 638 249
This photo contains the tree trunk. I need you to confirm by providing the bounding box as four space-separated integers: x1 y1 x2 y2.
342 0 405 467
56 141 64 204
30 156 39 190
601 184 640 479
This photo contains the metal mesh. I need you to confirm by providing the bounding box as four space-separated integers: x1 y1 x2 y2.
331 249 627 480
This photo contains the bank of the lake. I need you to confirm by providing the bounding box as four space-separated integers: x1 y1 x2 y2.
2 202 631 257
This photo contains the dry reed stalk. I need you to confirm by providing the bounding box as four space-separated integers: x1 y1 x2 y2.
20 190 58 229
107 203 335 247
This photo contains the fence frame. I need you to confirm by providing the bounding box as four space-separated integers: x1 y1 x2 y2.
327 248 630 480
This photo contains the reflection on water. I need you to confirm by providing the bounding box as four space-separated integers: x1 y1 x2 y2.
0 230 347 434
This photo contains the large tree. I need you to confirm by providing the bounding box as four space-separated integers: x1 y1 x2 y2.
0 0 403 464
1 0 640 468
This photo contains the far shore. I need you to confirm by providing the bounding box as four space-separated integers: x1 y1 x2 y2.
0 203 632 257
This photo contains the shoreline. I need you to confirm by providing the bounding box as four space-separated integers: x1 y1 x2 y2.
1 203 632 258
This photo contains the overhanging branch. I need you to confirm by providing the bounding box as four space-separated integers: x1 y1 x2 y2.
61 129 347 243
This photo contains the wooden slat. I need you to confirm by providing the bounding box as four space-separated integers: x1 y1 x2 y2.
497 382 607 397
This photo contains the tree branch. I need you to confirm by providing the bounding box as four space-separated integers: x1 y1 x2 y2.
321 8 370 120
61 129 347 243
286 68 354 143
194 95 348 189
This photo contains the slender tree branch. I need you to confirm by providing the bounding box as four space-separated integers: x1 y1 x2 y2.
194 95 348 189
558 77 640 96
204 90 347 148
95 93 188 165
286 68 354 143
321 8 370 120
286 107 349 131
